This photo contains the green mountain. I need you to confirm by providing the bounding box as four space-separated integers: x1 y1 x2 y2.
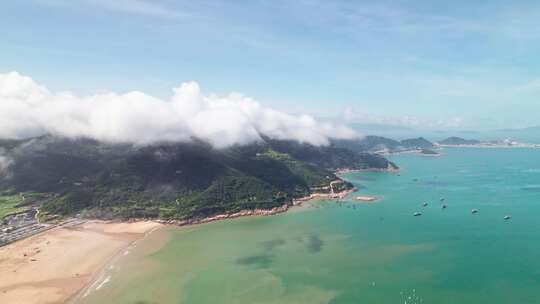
0 136 396 221
264 138 397 170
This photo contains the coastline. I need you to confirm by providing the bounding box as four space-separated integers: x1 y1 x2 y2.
0 220 162 304
0 169 376 304
67 185 358 302
155 171 370 227
0 186 356 304
156 186 357 226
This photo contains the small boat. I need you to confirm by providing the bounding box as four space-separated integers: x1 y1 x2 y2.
440 197 445 202
504 215 511 220
441 204 447 209
413 212 422 217
422 202 428 207
471 209 479 214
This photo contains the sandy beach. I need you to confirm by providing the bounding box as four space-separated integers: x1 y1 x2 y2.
0 220 162 304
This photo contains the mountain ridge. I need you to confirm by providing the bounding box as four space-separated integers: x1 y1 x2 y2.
0 136 396 222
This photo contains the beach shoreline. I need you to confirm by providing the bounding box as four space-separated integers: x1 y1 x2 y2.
0 220 163 304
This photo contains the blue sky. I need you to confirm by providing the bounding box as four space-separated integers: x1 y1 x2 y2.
1 0 540 131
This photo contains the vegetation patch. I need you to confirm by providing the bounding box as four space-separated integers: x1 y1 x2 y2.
0 195 26 219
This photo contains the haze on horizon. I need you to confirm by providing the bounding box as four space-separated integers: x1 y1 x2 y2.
1 0 540 135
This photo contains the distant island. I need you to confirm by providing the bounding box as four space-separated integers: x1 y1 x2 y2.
438 136 481 145
335 134 540 156
334 136 440 155
436 136 540 148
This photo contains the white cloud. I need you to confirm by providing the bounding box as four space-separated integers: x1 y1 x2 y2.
0 72 357 148
0 149 13 175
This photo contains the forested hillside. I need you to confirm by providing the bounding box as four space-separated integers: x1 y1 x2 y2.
0 136 395 221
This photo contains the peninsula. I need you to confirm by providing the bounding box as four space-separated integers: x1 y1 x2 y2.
0 135 396 244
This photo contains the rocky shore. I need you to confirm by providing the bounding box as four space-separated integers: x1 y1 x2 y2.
156 186 356 227
157 204 291 226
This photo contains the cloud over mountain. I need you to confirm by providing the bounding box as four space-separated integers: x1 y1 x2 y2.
0 148 12 176
0 72 357 148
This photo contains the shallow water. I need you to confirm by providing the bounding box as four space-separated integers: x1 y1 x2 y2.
79 148 540 304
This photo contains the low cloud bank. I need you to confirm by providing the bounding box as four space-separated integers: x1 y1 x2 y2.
0 150 13 175
0 72 357 148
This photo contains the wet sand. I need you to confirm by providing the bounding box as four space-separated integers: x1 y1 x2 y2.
0 220 162 304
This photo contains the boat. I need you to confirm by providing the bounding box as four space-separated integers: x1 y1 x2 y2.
504 215 511 220
413 212 422 217
441 204 447 209
471 209 479 214
440 197 445 202
422 202 428 207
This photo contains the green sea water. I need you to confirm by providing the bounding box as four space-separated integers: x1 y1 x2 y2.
78 148 540 304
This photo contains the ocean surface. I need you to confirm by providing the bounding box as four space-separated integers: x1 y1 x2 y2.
78 148 540 304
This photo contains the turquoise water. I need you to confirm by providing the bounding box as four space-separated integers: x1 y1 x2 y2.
80 148 540 304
